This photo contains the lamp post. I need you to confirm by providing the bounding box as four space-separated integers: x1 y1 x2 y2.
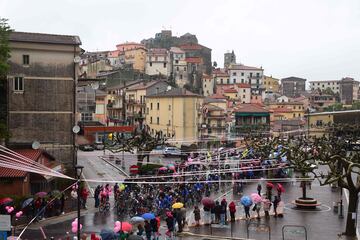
75 165 84 240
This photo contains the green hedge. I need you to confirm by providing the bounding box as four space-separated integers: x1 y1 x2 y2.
139 163 163 175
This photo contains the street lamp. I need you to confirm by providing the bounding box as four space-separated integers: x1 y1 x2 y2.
74 165 84 240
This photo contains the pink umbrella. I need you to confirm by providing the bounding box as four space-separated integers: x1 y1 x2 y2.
250 193 262 203
35 192 47 198
168 165 176 171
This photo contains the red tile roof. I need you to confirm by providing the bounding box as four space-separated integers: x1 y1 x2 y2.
0 149 54 178
224 89 237 93
185 57 203 64
229 64 263 71
237 83 251 88
234 104 269 113
208 93 227 99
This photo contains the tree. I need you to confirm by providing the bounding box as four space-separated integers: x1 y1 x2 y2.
107 117 167 167
0 18 12 143
311 125 360 236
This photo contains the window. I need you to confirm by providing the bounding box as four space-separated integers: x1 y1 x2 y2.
241 79 244 83
163 63 167 68
220 79 223 84
81 113 92 122
298 113 301 117
150 117 153 124
227 79 229 84
241 72 244 76
233 79 236 84
168 120 171 125
168 105 171 111
256 72 260 77
232 72 236 76
176 66 179 71
146 107 149 114
204 84 207 88
180 74 183 79
23 55 29 65
14 77 24 91
150 103 153 110
250 72 253 77
184 67 186 71
149 62 152 67
243 95 245 98
157 117 159 124
157 102 160 110
175 60 179 64
243 89 246 93
293 113 296 118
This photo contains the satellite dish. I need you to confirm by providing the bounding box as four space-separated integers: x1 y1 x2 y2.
32 141 40 150
73 56 81 63
91 82 99 90
72 125 80 134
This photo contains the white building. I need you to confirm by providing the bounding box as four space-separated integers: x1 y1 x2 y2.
145 48 170 77
170 47 188 87
309 80 340 94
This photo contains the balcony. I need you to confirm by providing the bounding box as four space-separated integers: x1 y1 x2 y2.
126 99 145 105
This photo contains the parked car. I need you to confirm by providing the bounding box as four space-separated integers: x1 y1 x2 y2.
93 142 105 150
163 147 182 157
150 145 166 155
79 144 94 151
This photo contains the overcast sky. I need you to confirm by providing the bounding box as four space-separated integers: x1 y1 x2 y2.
1 0 360 81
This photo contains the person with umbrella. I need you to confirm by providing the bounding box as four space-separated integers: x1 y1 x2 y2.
193 206 201 226
150 217 159 240
262 197 271 219
276 183 285 199
240 196 253 220
165 211 174 238
220 198 227 225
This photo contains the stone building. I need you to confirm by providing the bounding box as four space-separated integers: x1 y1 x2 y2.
145 48 170 77
6 31 81 167
169 47 188 87
281 76 306 97
340 77 359 105
224 50 236 69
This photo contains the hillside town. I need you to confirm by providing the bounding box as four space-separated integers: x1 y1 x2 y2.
1 16 360 240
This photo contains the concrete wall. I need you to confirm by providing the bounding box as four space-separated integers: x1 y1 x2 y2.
7 41 80 167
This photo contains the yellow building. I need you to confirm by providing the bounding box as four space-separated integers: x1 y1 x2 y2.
123 46 147 72
268 101 305 120
145 88 204 146
263 75 280 93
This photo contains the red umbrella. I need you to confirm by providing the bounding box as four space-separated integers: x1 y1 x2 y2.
35 192 47 198
277 183 285 193
266 182 274 189
0 197 13 205
201 197 215 207
120 221 132 232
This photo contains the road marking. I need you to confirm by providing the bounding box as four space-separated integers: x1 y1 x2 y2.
343 188 360 238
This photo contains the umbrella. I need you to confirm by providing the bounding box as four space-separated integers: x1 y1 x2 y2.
120 222 132 232
141 213 155 220
158 167 167 171
250 193 262 203
21 198 34 209
240 196 253 207
168 165 176 171
266 182 274 189
277 183 285 193
172 202 184 209
100 229 117 240
130 216 145 224
35 192 47 198
201 197 215 207
0 198 13 205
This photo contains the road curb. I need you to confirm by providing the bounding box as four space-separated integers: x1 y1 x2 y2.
178 231 255 240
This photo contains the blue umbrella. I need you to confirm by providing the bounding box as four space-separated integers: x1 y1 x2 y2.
100 229 117 240
142 212 155 220
240 196 253 207
130 216 145 224
21 198 34 209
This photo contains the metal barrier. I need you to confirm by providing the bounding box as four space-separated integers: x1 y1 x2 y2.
282 225 307 240
246 221 271 240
